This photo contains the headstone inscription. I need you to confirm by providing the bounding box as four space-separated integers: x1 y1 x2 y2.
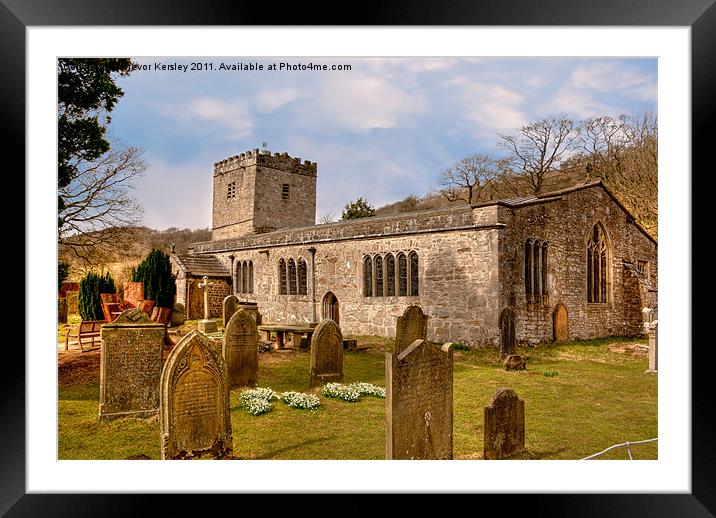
394 305 429 355
223 308 259 387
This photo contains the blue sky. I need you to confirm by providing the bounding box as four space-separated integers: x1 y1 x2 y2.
107 57 657 230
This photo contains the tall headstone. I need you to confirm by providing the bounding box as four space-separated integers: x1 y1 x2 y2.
309 319 344 387
499 307 516 359
99 308 165 420
160 330 232 459
222 295 240 328
197 276 217 334
483 388 525 460
223 308 259 388
386 339 453 460
395 305 428 355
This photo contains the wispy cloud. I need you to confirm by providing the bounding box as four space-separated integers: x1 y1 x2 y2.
160 96 254 141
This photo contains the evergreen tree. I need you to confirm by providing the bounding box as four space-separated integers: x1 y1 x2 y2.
131 248 177 308
341 197 376 220
78 271 116 321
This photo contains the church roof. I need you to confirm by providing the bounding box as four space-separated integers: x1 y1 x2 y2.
172 253 230 277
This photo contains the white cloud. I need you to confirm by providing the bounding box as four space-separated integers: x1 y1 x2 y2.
160 96 254 141
448 77 528 137
255 87 301 112
312 73 427 131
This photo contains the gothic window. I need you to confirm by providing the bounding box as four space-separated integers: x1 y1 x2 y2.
409 251 419 296
234 261 246 293
525 238 549 303
524 239 532 301
278 258 287 295
533 240 542 303
298 258 307 295
397 253 407 296
374 255 384 297
240 261 247 293
587 223 609 303
541 243 548 297
386 254 396 296
363 256 373 297
288 258 297 295
248 261 253 293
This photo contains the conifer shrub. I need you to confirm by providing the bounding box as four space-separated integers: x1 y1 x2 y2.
131 248 177 308
78 271 116 321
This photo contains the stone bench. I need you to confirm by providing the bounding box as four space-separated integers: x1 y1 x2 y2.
258 323 318 350
64 320 105 351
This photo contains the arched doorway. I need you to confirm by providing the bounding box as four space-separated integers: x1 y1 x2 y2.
322 292 339 325
553 303 569 342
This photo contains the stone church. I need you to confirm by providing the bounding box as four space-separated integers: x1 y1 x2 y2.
171 148 657 347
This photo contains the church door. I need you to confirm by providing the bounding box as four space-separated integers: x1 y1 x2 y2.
322 292 339 325
553 303 569 342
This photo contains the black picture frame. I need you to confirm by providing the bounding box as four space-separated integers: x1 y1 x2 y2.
7 0 709 514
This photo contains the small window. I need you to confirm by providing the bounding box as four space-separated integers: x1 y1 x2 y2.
282 183 290 200
637 260 648 276
227 181 236 199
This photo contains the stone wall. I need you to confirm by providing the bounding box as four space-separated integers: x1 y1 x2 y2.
211 149 317 240
499 185 658 344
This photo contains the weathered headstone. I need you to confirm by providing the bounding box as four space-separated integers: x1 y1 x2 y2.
222 295 240 328
553 303 569 342
123 281 145 309
386 339 453 460
99 308 165 420
503 354 526 371
499 307 516 359
646 321 658 374
237 301 262 326
484 388 525 459
309 319 344 387
395 305 428 355
171 303 186 326
197 276 217 334
160 330 232 459
223 308 259 387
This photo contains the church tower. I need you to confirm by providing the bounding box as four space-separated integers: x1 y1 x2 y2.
211 149 318 240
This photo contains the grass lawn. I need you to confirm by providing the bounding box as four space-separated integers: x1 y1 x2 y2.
58 332 657 460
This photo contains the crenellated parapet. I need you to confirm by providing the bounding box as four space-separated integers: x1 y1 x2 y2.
214 149 317 177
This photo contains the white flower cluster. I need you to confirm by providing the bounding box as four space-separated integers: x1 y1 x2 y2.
321 382 385 402
280 391 321 410
239 387 279 416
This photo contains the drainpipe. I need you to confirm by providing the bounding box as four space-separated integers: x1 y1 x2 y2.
308 247 317 323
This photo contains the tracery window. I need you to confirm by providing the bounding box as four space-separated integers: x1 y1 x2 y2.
363 256 373 297
397 253 408 296
288 259 297 295
409 251 419 296
386 254 396 296
525 239 548 303
374 255 384 297
278 258 287 295
297 258 307 295
587 223 609 303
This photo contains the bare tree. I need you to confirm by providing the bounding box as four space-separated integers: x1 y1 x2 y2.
573 112 658 237
318 211 337 224
499 117 577 194
439 153 500 207
58 145 147 262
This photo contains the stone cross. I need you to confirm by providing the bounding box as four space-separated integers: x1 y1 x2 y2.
197 276 213 321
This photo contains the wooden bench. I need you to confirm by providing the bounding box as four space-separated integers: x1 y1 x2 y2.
64 320 105 351
258 323 318 350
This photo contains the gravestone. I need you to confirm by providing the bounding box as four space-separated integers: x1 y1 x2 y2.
553 303 569 342
484 388 525 459
386 339 453 460
646 321 658 374
160 330 232 459
309 319 344 387
99 308 165 420
237 301 262 326
171 303 186 326
499 308 516 359
222 295 239 328
223 309 259 387
123 281 144 309
395 305 428 355
503 354 526 371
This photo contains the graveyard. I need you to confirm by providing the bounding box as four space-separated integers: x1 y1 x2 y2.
57 311 657 461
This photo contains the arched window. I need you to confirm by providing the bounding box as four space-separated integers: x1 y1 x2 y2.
397 253 407 296
587 223 609 303
363 256 373 297
374 255 384 297
278 258 287 295
386 254 396 296
533 240 542 303
241 261 248 293
288 258 297 295
234 261 246 293
524 239 532 301
541 243 548 297
297 258 307 295
409 252 419 296
248 260 254 294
